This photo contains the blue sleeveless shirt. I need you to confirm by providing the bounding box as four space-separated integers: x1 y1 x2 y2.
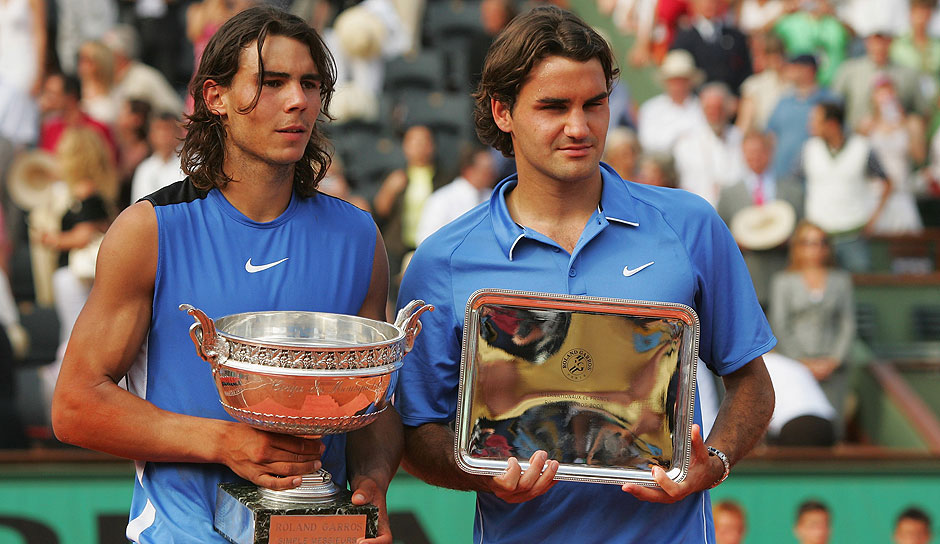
124 180 377 542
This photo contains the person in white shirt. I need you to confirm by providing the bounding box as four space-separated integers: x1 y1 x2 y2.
130 112 184 202
636 49 706 154
801 101 890 272
102 25 185 118
673 82 744 206
415 145 496 245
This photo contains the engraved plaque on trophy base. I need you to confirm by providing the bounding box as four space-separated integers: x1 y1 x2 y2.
214 483 378 544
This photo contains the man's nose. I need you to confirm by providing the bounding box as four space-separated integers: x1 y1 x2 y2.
564 109 590 139
285 82 308 111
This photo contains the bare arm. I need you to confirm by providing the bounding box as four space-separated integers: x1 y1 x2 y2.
52 202 322 490
624 356 774 502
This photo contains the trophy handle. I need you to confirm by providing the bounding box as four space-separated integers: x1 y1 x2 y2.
179 304 228 366
394 300 434 353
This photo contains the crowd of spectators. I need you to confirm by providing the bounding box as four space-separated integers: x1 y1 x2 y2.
0 0 939 450
712 499 935 543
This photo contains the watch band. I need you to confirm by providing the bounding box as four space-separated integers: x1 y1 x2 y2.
706 446 730 488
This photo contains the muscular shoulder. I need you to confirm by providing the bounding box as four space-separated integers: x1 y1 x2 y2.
96 201 158 291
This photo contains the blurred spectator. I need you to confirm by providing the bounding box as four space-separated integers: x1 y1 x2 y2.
763 351 837 446
0 0 47 97
718 130 802 306
131 0 186 88
770 221 855 437
713 499 747 544
186 0 256 111
76 39 120 125
737 32 789 132
37 127 117 413
673 81 743 206
626 0 689 66
373 124 447 274
736 0 786 34
415 144 496 245
637 50 705 154
859 75 926 234
802 101 889 272
38 73 118 164
891 0 940 96
670 0 752 95
115 99 153 205
766 54 835 181
894 507 933 544
794 500 832 544
838 0 910 44
318 156 371 212
130 112 184 204
102 24 185 118
0 0 45 147
772 0 849 87
603 126 641 180
326 0 410 98
8 149 66 307
831 27 932 131
462 0 517 91
54 0 117 75
635 152 678 187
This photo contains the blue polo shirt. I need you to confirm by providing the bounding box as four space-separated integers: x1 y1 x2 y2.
396 163 775 544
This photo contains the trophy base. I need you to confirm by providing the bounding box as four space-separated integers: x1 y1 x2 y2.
214 483 378 544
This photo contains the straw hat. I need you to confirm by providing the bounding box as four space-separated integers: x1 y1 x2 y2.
7 150 60 212
730 200 797 250
658 50 705 86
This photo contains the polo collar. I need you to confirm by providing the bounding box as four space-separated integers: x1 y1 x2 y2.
490 162 641 261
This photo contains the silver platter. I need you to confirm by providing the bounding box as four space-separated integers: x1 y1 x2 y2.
455 289 699 487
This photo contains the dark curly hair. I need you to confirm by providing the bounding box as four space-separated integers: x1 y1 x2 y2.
472 6 619 157
180 5 336 196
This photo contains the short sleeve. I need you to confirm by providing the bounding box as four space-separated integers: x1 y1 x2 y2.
683 198 777 375
394 239 464 426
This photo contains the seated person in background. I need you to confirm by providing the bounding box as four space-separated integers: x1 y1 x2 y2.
713 500 747 544
857 75 926 235
718 130 802 307
762 351 837 447
801 101 889 273
894 507 933 544
635 152 678 188
602 126 641 180
794 500 832 544
318 157 371 213
415 144 497 245
769 221 855 440
673 81 744 207
130 112 185 203
373 124 448 275
636 49 705 155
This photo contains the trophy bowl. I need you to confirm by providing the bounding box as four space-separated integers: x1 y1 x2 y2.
180 300 433 508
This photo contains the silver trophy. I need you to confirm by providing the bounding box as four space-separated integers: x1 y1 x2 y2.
455 290 699 487
180 300 432 544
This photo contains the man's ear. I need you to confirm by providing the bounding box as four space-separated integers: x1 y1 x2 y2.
492 97 512 133
203 80 227 118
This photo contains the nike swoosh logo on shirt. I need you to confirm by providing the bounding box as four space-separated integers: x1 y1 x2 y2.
245 257 289 273
622 261 654 277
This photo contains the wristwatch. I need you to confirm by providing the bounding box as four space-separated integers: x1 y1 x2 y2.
706 446 730 488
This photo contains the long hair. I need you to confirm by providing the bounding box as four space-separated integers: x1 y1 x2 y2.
55 127 119 205
180 5 337 196
473 6 619 157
